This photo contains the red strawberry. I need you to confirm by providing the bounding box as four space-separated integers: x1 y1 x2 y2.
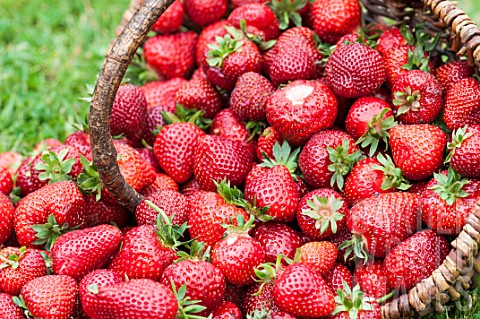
137 147 161 172
228 3 280 41
140 78 187 111
143 106 165 146
448 125 480 179
136 190 190 226
0 293 24 318
20 275 77 319
151 0 184 33
296 188 348 241
33 138 63 153
376 27 406 56
256 127 283 162
84 194 129 228
110 84 147 146
329 284 381 319
421 169 480 235
326 43 387 98
212 301 243 319
212 215 266 286
273 262 336 317
15 157 42 196
0 193 14 245
389 124 446 181
0 247 47 296
65 130 92 160
324 263 353 294
210 109 256 155
0 166 13 195
392 70 443 124
194 135 254 191
354 260 391 299
242 282 281 315
153 122 206 184
230 72 275 121
346 192 420 259
266 80 338 146
310 0 361 44
384 230 449 291
143 31 197 79
231 0 264 7
140 173 179 197
269 45 317 87
175 77 223 118
51 224 123 280
435 60 474 92
195 20 232 69
0 151 22 175
14 181 87 250
299 241 338 276
329 220 354 267
443 77 480 130
185 0 227 27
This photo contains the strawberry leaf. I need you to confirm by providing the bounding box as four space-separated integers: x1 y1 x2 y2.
328 139 365 191
373 153 410 191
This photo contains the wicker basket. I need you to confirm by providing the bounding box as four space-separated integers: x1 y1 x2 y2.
88 0 480 318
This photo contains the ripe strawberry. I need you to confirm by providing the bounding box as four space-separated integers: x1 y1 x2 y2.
228 3 280 41
19 274 77 319
153 122 206 184
443 77 480 130
82 279 178 319
185 0 227 27
15 157 41 196
384 230 449 291
0 293 23 319
448 125 480 178
265 80 338 146
329 219 354 267
194 135 254 191
137 147 161 172
195 20 232 69
151 0 184 33
0 247 47 296
110 83 147 146
273 262 336 317
421 169 480 235
353 260 391 299
0 166 13 195
392 70 443 124
298 130 363 190
65 130 92 160
296 188 348 241
51 224 123 280
140 78 187 111
175 77 223 118
136 189 190 226
435 60 474 92
140 173 179 197
33 138 63 153
84 194 129 228
14 181 87 250
143 31 197 79
212 215 266 286
310 0 361 44
299 241 338 276
0 192 14 245
324 263 352 294
389 124 446 181
0 151 22 175
269 45 317 87
376 27 406 56
256 127 283 162
212 300 243 319
230 72 275 121
231 0 264 7
242 282 281 315
330 284 381 319
253 221 304 263
345 192 420 259
326 43 387 98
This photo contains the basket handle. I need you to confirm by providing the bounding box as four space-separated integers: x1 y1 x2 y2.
88 0 175 212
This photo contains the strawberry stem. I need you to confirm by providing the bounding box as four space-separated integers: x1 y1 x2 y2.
445 126 473 163
373 153 410 191
31 214 77 251
260 141 301 181
430 168 469 206
327 139 364 191
34 148 75 183
301 195 344 235
356 108 397 157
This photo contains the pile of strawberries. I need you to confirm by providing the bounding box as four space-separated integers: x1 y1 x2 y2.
1 0 480 318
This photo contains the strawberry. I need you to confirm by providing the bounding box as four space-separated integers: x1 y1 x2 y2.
447 125 480 178
269 45 318 87
0 166 13 195
434 60 474 92
384 230 449 292
299 241 338 276
194 135 254 191
325 43 387 98
310 0 361 44
51 224 123 280
137 147 161 172
324 263 352 294
153 122 206 184
296 188 348 241
389 124 446 181
140 172 179 196
353 260 391 300
195 20 232 69
231 0 264 7
265 80 338 146
33 138 63 153
65 130 92 160
84 194 129 228
212 301 243 319
110 83 147 146
185 0 227 27
143 106 165 146
329 283 381 319
253 221 304 263
0 192 14 245
298 130 363 190
392 70 443 124
443 77 480 130
345 192 420 259
330 220 354 267
140 78 187 111
175 77 223 118
212 215 266 286
143 31 197 79
14 181 87 250
376 27 406 56
228 3 280 41
151 0 184 33
18 274 77 319
136 190 190 226
0 292 24 319
273 262 336 317
15 157 42 196
230 72 275 121
0 151 22 175
0 247 47 296
421 168 480 235
256 127 283 162
242 282 281 315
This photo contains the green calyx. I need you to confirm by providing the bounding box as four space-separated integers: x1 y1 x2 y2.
123 52 160 86
430 168 469 206
0 246 27 270
372 153 410 191
31 214 77 251
301 195 344 235
162 104 212 130
207 31 244 68
221 214 256 235
172 282 211 319
327 139 365 191
356 108 397 157
401 48 431 73
247 309 273 319
176 240 211 263
260 141 301 181
400 23 440 53
267 0 307 30
77 155 103 201
34 148 75 183
245 120 267 142
331 282 376 319
393 87 422 116
339 233 372 264
445 126 473 163
232 20 276 51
